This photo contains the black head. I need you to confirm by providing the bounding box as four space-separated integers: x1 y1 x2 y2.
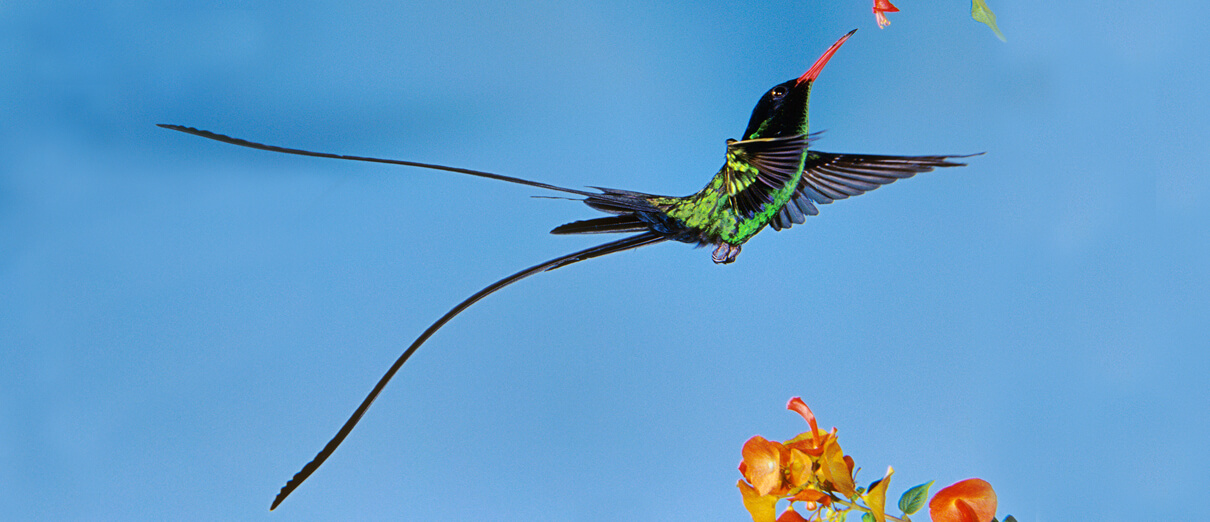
742 29 857 140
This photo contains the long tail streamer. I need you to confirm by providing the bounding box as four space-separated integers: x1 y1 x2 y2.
269 231 666 509
157 124 598 198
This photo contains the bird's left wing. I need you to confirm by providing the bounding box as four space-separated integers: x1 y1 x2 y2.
769 151 978 231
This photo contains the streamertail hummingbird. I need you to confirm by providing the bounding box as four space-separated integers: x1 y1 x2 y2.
159 29 976 509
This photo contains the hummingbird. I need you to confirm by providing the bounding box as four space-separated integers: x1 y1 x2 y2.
160 29 975 510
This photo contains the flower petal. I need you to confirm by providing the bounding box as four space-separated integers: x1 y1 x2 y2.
742 436 787 496
786 397 821 447
929 478 998 522
739 480 780 522
865 466 894 522
790 489 830 504
874 0 900 11
786 448 812 487
776 507 811 522
819 437 857 498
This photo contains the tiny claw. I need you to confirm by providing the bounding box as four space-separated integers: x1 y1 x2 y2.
712 243 741 264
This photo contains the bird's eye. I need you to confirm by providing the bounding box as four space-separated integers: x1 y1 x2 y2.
770 86 788 99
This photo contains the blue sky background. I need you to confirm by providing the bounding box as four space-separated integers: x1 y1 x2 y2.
2 1 1205 520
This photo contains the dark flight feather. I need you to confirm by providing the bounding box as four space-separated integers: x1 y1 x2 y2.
550 214 651 235
771 151 981 231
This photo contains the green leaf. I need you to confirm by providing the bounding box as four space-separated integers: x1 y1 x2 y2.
897 480 933 515
862 513 876 522
1004 517 1018 522
971 0 1006 42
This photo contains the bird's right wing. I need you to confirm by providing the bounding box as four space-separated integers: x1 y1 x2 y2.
722 134 811 220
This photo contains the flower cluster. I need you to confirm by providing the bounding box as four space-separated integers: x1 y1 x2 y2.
737 398 1010 522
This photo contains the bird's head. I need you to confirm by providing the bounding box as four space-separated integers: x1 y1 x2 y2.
741 29 856 141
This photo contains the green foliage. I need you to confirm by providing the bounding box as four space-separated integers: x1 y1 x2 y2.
897 480 933 515
971 0 1007 42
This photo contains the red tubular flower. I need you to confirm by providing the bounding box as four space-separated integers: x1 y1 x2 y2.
873 0 900 28
786 397 821 447
786 398 816 429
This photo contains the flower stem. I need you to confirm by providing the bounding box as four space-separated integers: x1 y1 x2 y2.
828 497 907 522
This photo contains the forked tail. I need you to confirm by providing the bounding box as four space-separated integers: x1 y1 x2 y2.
270 231 666 510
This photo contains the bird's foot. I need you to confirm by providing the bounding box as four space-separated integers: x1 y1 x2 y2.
712 243 741 264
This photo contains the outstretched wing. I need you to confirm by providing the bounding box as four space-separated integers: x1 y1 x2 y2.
769 151 979 231
723 134 810 219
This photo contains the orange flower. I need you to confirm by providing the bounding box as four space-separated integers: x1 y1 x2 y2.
929 478 998 522
873 0 900 28
782 398 856 497
738 398 863 522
